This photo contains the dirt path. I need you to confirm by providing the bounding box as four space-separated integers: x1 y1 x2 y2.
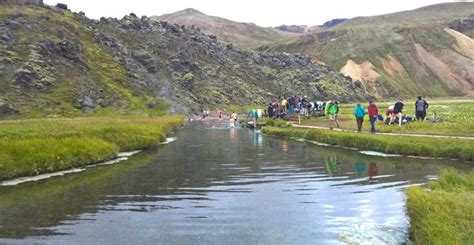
291 124 474 140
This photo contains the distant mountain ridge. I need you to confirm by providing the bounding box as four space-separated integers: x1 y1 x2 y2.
152 8 301 49
260 2 474 97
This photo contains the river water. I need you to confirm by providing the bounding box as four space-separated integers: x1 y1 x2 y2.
0 122 471 244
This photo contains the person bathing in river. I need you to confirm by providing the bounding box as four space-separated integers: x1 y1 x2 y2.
368 101 379 133
229 115 236 128
354 103 366 132
231 111 238 123
415 96 429 121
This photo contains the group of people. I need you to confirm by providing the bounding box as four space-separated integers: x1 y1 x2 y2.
352 96 429 133
353 101 379 133
268 95 330 119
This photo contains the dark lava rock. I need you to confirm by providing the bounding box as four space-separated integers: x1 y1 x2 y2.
0 103 19 116
55 3 68 10
14 67 52 91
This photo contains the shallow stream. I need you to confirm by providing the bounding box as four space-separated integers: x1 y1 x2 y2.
0 122 471 244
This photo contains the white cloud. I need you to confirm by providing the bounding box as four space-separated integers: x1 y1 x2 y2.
43 0 465 26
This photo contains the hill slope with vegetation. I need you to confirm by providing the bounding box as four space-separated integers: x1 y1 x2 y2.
0 2 367 118
151 8 300 49
260 3 474 98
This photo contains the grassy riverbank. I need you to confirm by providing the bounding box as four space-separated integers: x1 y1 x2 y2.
299 100 474 137
407 170 474 244
261 126 474 161
0 116 183 181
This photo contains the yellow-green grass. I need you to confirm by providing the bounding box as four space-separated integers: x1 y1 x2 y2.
299 100 474 137
0 116 183 180
407 170 474 244
261 126 474 161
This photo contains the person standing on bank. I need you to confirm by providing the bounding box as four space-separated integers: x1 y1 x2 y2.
354 103 366 132
415 96 429 121
368 101 379 133
326 100 339 130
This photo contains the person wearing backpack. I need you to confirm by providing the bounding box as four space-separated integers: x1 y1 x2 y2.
354 103 366 132
368 101 379 133
415 96 429 121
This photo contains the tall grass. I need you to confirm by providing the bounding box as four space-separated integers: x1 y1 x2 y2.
407 170 474 244
0 116 183 180
261 126 474 161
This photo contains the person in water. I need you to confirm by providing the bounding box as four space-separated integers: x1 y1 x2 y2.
231 111 238 121
368 101 379 133
415 96 429 121
354 103 366 132
229 116 236 128
217 111 222 120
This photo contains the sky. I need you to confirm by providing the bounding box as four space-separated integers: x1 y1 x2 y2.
43 0 471 27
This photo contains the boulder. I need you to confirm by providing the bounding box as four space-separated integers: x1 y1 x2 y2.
0 103 19 116
55 3 68 10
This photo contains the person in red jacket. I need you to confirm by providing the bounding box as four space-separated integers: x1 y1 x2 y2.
368 101 379 133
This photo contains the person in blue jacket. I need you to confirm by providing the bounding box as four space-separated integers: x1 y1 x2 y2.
354 103 366 132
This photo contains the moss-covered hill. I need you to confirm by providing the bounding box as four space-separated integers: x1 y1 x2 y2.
260 3 474 98
0 2 367 118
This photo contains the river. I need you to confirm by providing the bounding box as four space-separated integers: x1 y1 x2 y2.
0 121 471 244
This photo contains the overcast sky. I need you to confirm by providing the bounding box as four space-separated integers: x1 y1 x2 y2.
43 0 470 26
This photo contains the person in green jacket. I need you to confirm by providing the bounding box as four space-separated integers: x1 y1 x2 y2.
326 100 340 129
354 103 366 132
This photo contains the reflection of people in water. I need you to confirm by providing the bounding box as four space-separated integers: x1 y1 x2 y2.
250 130 263 149
325 156 340 176
368 162 379 183
282 141 289 153
229 127 236 140
354 162 366 177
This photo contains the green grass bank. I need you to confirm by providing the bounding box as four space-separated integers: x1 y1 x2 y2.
407 170 474 244
300 100 474 137
261 126 474 161
0 116 183 181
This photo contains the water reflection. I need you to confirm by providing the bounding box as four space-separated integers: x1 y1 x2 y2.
229 127 237 141
354 162 366 177
325 156 340 176
249 129 263 150
368 163 380 184
0 122 471 244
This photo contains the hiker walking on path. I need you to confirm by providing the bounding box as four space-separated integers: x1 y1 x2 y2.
354 103 366 132
368 101 379 133
393 101 404 127
326 100 340 130
415 96 429 121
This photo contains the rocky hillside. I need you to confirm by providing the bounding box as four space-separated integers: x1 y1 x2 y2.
260 3 474 98
0 2 366 118
151 8 300 49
